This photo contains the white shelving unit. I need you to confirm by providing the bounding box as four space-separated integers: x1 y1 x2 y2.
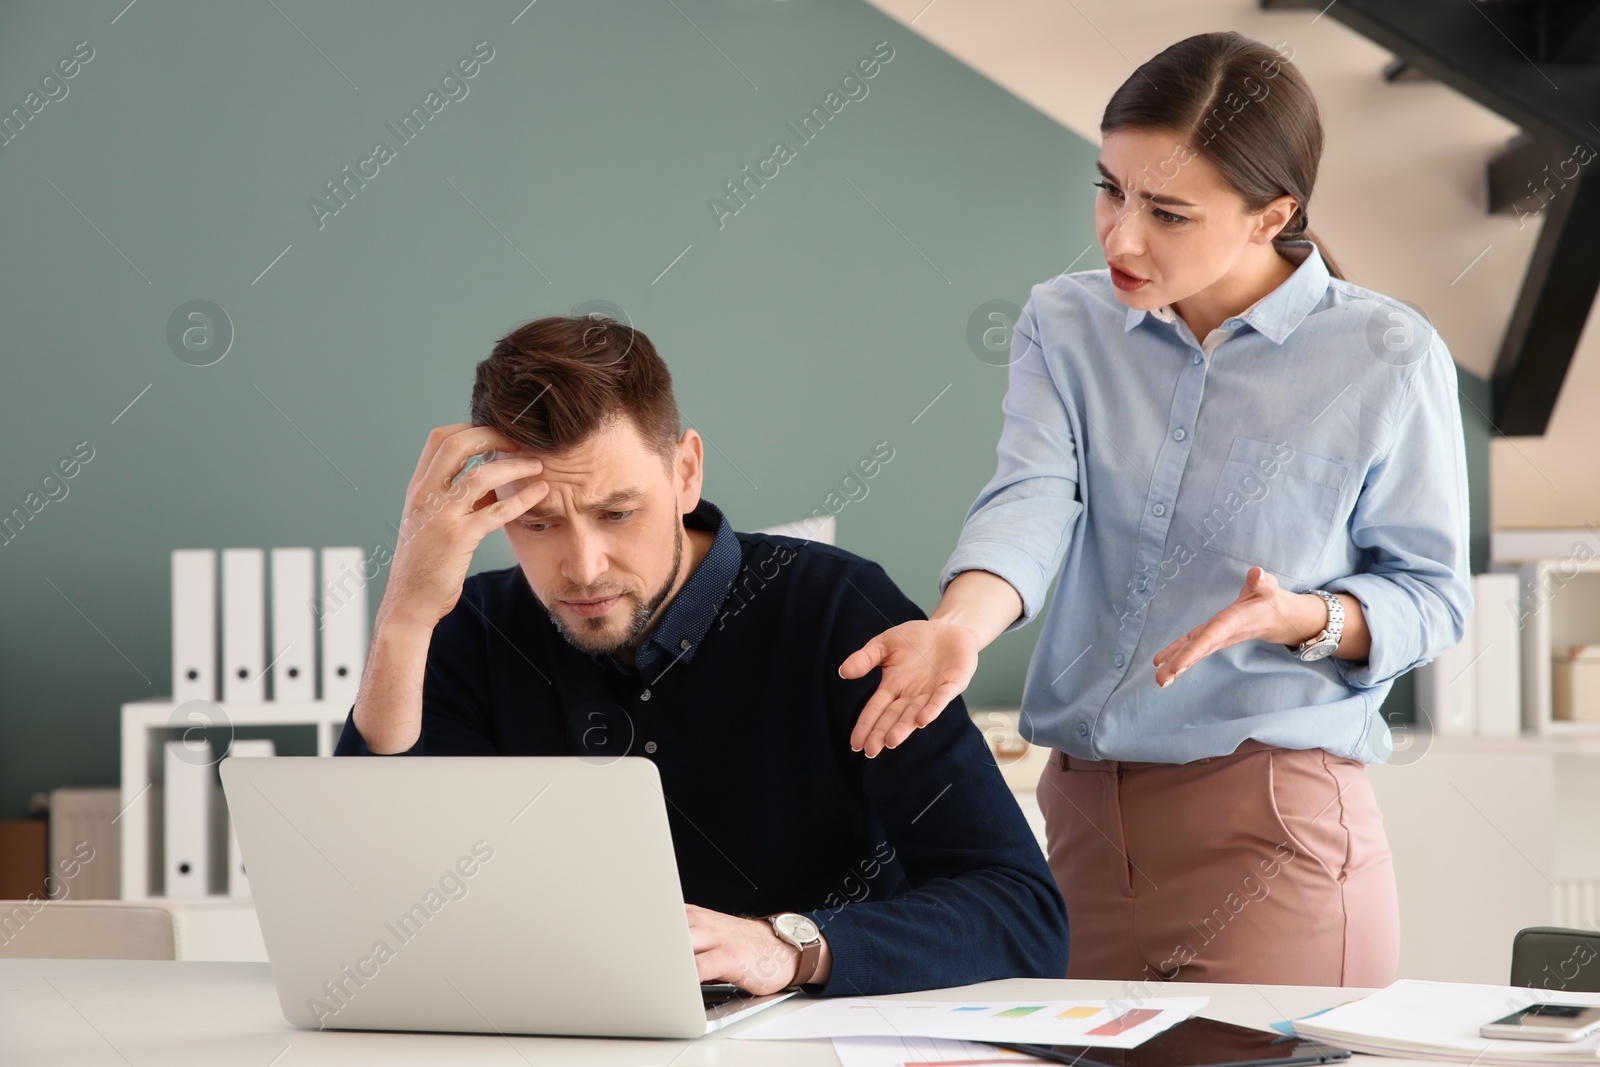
119 699 352 902
1496 560 1600 736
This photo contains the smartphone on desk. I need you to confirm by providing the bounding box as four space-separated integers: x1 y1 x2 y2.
1481 1004 1600 1042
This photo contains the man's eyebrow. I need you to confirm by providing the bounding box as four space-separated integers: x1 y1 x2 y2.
520 488 646 520
1095 160 1199 208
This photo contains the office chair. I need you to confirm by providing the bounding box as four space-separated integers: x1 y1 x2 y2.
1511 926 1600 993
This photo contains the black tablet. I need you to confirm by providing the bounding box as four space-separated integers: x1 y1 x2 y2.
987 1015 1352 1067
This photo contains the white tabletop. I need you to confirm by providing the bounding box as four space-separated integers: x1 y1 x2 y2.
0 959 1395 1066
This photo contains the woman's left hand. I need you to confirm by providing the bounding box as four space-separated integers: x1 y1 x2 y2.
1152 566 1314 687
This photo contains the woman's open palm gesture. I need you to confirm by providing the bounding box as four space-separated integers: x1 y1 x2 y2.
839 621 981 757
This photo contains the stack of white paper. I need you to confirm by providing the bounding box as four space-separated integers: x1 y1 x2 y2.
735 997 1208 1046
1294 980 1600 1066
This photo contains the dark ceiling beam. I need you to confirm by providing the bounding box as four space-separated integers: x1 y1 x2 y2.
1492 170 1600 435
1260 0 1600 436
1547 3 1600 64
1486 132 1563 216
1294 2 1589 148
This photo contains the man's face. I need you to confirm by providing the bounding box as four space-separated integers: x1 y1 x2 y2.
495 418 701 657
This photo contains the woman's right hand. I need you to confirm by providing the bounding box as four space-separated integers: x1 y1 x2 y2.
839 620 981 758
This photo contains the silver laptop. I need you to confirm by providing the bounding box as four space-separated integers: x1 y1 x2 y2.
219 755 795 1038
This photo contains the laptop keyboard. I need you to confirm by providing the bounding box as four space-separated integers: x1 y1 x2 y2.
700 983 751 1010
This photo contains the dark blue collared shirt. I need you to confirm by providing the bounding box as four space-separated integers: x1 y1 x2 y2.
335 498 1069 995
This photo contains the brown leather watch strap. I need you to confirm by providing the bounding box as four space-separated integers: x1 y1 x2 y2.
765 913 823 989
790 931 822 988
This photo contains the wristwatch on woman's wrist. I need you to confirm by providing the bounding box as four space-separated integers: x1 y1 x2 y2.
1287 589 1343 662
766 912 823 990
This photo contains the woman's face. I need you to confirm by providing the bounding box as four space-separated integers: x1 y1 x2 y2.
1093 127 1298 309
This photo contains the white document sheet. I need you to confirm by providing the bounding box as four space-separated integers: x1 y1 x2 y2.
832 1035 1057 1066
734 996 1208 1045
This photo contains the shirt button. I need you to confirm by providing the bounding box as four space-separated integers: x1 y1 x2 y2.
1192 352 1203 365
640 689 651 702
1135 577 1148 592
1152 503 1165 516
1076 721 1089 737
644 741 658 754
1114 653 1125 667
680 639 691 651
1174 428 1186 441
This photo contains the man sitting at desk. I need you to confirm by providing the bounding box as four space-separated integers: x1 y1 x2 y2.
334 314 1069 997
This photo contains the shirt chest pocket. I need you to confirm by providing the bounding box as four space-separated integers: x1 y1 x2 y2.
1195 436 1350 581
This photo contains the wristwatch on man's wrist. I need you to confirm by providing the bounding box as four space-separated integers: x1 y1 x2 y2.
1287 589 1344 662
765 912 823 990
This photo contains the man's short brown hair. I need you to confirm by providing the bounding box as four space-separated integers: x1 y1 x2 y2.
469 314 682 464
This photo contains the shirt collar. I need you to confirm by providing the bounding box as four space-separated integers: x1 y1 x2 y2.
1122 238 1328 345
598 496 741 682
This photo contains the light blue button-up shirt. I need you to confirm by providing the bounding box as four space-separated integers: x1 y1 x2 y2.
941 239 1472 764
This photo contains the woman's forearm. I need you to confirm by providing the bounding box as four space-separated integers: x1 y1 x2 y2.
929 570 1026 649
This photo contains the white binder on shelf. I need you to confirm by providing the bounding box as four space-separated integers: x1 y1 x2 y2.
270 548 316 701
319 547 367 709
1415 607 1478 736
224 738 276 897
163 739 213 898
222 548 266 703
171 549 217 704
1473 572 1523 735
755 514 837 545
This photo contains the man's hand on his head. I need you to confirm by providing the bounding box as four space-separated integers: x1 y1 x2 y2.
380 423 547 632
350 423 548 755
684 903 830 995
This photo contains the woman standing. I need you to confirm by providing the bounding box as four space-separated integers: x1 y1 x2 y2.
840 31 1471 987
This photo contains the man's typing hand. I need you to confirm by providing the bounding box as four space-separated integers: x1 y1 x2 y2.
685 903 830 995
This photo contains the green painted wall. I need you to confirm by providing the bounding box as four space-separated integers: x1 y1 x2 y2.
0 1 1487 819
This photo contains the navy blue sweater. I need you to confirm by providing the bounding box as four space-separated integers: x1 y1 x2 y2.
334 499 1069 995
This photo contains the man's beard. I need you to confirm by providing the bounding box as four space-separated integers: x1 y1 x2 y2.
543 521 684 657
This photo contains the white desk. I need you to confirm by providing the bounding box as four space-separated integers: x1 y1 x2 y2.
0 959 1402 1066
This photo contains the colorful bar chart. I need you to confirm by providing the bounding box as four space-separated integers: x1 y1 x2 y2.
1087 1008 1164 1036
1058 1006 1101 1019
